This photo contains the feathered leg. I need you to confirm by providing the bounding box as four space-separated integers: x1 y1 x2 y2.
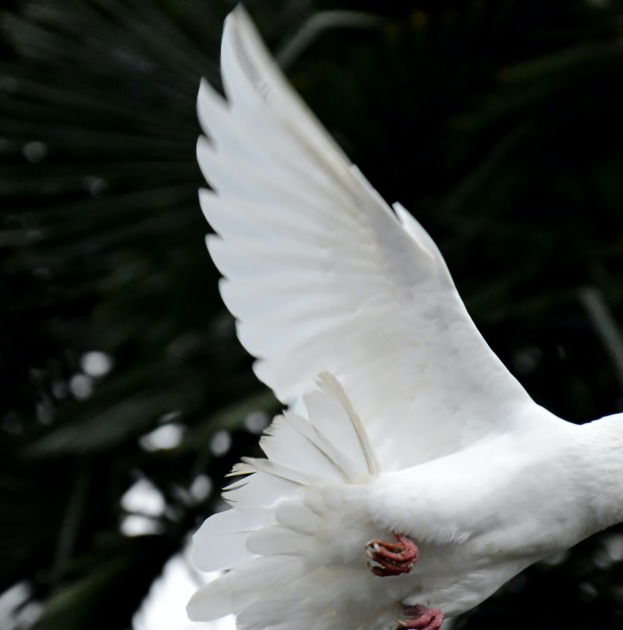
365 533 419 576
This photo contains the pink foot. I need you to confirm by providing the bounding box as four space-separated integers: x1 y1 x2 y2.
365 533 420 576
397 604 444 630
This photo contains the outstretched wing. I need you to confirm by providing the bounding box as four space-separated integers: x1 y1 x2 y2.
198 6 532 470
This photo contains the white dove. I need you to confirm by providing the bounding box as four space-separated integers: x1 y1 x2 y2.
186 7 623 630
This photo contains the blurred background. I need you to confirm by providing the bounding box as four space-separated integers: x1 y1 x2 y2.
1 0 623 628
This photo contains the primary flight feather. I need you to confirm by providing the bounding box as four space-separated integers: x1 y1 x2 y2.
188 7 623 630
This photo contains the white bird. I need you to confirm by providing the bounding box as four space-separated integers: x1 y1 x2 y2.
187 7 623 630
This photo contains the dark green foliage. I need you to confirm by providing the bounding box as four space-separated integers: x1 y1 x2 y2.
1 0 622 628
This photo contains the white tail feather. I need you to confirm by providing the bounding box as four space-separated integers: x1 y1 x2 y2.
190 507 270 572
188 372 379 623
222 471 299 508
306 372 378 478
187 555 304 621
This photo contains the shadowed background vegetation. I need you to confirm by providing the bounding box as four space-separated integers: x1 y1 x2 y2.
1 0 623 628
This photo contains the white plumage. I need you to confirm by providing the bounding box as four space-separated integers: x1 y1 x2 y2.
188 7 623 629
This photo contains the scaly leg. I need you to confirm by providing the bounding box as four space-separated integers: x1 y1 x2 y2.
365 533 419 576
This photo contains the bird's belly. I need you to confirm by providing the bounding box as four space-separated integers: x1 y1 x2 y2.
398 543 533 617
400 506 585 618
466 486 591 563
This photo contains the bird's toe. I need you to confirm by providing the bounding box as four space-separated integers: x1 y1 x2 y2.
365 532 419 576
397 604 444 630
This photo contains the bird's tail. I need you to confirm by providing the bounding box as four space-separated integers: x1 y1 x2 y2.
187 373 380 628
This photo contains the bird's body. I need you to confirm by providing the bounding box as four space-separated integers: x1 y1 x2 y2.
367 417 586 617
187 6 623 629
